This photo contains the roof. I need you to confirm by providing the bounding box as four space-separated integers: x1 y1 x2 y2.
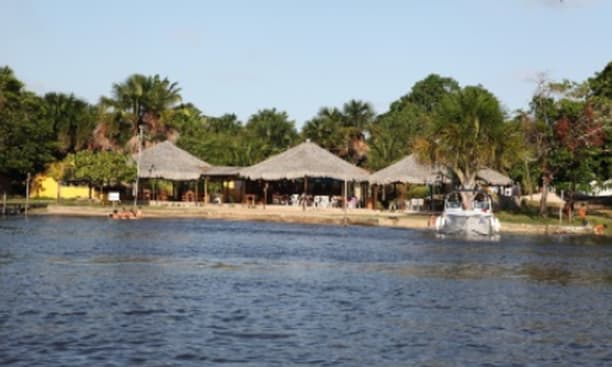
136 141 211 180
477 168 513 186
203 166 242 177
239 140 370 181
368 154 444 185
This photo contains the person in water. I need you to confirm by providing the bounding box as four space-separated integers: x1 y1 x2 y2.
593 223 607 236
110 207 142 220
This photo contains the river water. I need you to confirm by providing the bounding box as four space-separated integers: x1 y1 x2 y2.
0 216 610 366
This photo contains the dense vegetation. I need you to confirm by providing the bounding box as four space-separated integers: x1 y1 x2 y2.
1 62 610 211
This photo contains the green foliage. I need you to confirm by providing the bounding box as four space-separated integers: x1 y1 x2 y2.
368 103 427 170
390 74 460 113
98 73 183 149
302 101 375 166
65 150 135 189
407 185 429 199
302 107 345 154
589 61 612 99
0 66 56 187
44 92 96 155
244 108 298 163
415 85 507 188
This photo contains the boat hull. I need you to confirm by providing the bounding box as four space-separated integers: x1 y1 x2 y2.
435 212 501 236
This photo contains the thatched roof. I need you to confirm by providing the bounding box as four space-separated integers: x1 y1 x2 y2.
239 141 370 181
203 166 242 177
137 141 211 180
477 168 513 186
369 154 444 185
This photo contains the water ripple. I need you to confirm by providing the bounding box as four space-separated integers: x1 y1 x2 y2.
0 216 610 366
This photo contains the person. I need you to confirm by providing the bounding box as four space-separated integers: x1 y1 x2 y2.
577 203 588 226
109 209 119 219
593 223 607 236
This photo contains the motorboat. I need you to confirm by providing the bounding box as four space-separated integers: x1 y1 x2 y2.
434 191 501 236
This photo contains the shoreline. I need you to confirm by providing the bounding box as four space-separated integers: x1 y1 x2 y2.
28 204 599 236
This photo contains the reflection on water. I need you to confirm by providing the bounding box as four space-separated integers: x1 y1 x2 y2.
0 216 611 366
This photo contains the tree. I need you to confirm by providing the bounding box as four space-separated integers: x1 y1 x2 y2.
302 107 345 154
0 66 56 192
524 65 611 215
205 113 243 135
390 74 460 114
66 150 136 198
341 99 375 165
367 74 459 170
367 103 426 170
44 92 95 155
98 74 182 150
244 108 298 163
413 85 517 208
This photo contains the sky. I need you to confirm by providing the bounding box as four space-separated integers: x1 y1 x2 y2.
1 0 610 127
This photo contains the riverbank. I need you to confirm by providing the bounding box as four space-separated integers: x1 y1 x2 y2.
29 204 604 236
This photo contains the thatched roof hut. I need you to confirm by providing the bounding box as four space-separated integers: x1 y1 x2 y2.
137 141 211 181
239 141 369 181
369 154 444 185
369 154 512 187
477 168 513 186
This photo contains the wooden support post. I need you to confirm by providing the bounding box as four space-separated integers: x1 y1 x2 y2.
203 177 208 206
343 179 348 225
25 172 31 217
372 184 378 210
2 191 6 217
195 179 199 206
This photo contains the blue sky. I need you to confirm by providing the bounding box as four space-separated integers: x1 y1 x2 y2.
1 0 610 127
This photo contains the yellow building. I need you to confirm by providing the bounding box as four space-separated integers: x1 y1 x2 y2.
31 174 102 200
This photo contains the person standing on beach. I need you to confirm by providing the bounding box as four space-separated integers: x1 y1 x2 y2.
578 203 588 226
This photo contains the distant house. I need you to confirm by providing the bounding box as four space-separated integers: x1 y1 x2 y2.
31 174 101 200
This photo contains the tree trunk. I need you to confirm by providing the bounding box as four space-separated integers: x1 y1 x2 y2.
457 171 476 210
539 172 552 217
524 160 533 196
459 191 475 210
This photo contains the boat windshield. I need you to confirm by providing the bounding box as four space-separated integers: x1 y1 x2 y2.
444 192 463 210
473 193 491 211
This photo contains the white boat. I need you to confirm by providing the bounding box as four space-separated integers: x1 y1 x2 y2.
434 191 501 236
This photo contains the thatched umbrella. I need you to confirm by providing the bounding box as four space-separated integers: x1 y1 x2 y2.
477 168 513 186
137 141 211 181
135 141 211 202
368 154 445 210
369 154 443 185
240 140 369 212
239 140 369 181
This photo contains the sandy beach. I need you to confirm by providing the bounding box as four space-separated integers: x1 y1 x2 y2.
33 204 595 236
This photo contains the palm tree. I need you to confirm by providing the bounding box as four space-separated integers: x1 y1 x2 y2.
245 108 298 162
98 74 182 150
413 86 517 208
341 99 375 166
302 107 344 154
44 92 95 154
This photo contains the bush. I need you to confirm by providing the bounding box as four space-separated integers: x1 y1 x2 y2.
407 185 429 199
